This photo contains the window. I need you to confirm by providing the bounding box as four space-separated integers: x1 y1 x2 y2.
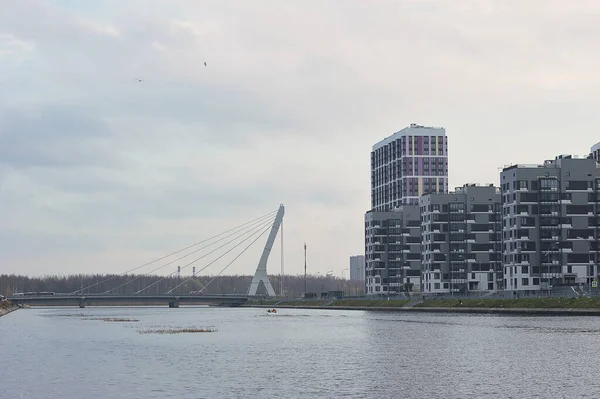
519 180 528 189
522 278 529 286
540 178 558 189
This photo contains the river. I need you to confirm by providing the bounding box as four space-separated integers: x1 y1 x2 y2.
1 306 600 398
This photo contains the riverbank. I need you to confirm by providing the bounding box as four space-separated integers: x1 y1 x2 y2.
0 302 19 318
243 297 600 316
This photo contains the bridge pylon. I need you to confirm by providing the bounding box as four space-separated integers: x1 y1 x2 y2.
247 204 284 297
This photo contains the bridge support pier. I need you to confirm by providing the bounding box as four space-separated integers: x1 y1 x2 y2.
168 301 179 308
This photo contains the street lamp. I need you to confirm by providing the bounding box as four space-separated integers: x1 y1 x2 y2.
304 243 307 297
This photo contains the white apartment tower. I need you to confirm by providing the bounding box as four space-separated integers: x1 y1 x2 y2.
371 124 448 210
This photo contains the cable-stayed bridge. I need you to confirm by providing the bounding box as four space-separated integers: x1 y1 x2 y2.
9 205 286 308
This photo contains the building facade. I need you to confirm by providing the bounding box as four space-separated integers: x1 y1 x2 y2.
500 155 600 292
365 206 422 295
349 255 365 282
591 142 600 163
420 184 502 294
371 123 448 210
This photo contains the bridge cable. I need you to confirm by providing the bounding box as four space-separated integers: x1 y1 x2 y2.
199 222 273 293
164 221 272 295
134 218 275 294
143 217 274 295
105 215 277 294
73 209 277 294
103 216 275 294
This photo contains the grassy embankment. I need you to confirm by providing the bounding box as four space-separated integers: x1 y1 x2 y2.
417 297 600 309
249 299 411 307
248 297 600 309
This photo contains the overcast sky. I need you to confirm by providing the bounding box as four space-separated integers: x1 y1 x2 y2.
1 0 600 279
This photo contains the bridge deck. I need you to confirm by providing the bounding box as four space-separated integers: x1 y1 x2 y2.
8 294 249 307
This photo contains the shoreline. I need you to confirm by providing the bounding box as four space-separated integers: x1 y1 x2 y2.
243 304 600 316
0 306 19 318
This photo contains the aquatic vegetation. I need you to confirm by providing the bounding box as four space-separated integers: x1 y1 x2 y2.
82 317 139 322
138 326 217 334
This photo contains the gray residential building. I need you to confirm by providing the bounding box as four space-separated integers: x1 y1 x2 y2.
349 255 365 282
500 155 600 292
371 123 448 210
590 142 600 163
420 184 502 294
365 206 422 295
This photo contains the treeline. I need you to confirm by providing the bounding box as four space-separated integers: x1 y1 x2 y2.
0 274 364 297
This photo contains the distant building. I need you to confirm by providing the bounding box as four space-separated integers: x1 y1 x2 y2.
371 123 448 210
365 206 421 295
349 255 365 282
590 142 600 163
500 155 600 292
420 184 502 294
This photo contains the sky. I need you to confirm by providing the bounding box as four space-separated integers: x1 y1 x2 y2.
2 0 600 279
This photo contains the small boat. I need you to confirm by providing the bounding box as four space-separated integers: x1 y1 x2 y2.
267 308 277 314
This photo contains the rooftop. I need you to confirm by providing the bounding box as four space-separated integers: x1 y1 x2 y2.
421 183 499 197
501 154 597 172
372 123 446 151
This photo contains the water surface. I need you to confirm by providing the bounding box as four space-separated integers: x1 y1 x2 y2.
2 306 600 398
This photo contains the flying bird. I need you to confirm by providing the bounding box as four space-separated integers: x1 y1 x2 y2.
135 78 144 82
204 62 207 67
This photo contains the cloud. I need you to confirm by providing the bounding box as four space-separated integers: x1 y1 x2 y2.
0 33 35 61
1 0 600 278
0 105 123 169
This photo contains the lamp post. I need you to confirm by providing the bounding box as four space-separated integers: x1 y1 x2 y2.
304 243 307 297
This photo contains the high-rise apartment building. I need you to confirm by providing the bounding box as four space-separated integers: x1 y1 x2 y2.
349 255 365 282
371 124 448 210
500 155 600 292
420 184 502 294
364 206 422 295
